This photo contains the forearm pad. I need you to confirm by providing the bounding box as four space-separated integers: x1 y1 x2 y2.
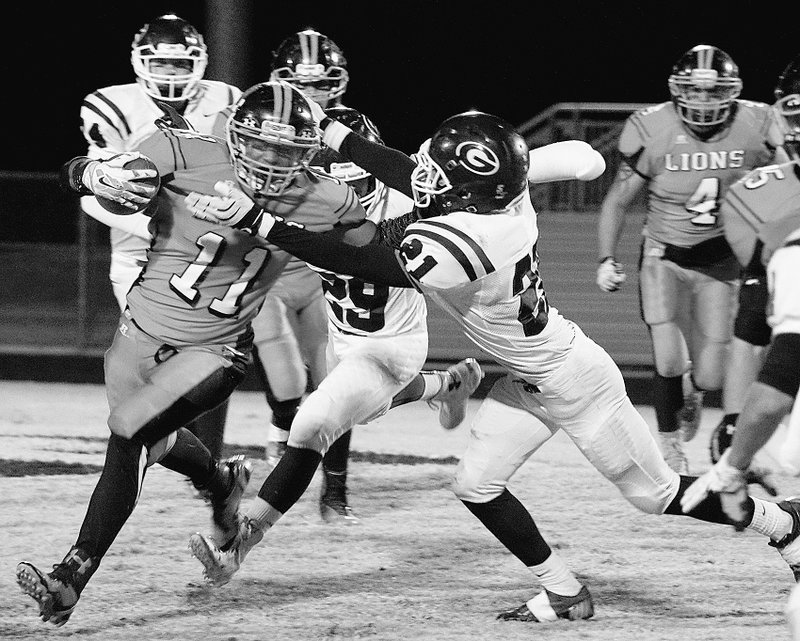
376 211 419 249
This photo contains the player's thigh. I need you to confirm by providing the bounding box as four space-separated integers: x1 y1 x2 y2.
252 293 295 343
690 272 736 386
108 347 245 440
454 374 558 502
289 332 427 452
293 292 329 387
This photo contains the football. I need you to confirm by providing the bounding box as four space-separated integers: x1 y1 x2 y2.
96 156 160 215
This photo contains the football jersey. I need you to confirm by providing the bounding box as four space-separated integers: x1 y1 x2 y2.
619 100 778 247
399 190 573 383
721 161 800 267
80 81 241 259
126 128 364 348
306 182 427 337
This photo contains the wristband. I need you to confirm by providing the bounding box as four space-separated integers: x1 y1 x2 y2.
321 120 352 151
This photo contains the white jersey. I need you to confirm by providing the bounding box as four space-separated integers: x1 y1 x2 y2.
400 190 573 384
309 186 427 338
80 80 241 306
767 229 800 337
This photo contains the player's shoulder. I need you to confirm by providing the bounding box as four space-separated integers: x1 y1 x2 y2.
82 83 147 116
194 80 242 107
728 99 775 136
138 126 227 173
620 102 677 151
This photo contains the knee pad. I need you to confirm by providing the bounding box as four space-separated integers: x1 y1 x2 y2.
107 408 140 440
286 411 334 454
452 462 506 504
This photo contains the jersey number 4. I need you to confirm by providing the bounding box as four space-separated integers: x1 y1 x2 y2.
686 177 720 227
169 232 270 316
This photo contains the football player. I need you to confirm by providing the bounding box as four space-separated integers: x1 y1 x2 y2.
596 45 781 474
13 81 358 627
185 93 483 577
79 13 242 461
187 105 800 620
682 55 800 578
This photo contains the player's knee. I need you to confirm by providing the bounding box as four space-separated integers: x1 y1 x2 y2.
619 479 678 514
452 466 506 503
286 412 331 453
107 409 141 439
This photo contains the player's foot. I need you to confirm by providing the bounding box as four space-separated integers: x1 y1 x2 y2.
659 432 689 475
429 358 484 430
678 371 704 442
771 497 800 581
320 471 359 525
265 439 287 473
207 456 252 545
189 516 264 587
497 585 594 622
16 561 80 626
709 416 736 464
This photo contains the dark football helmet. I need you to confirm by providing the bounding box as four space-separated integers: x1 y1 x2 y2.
269 28 348 107
668 44 742 129
774 54 800 159
311 106 384 209
226 81 321 198
411 111 530 215
131 14 208 102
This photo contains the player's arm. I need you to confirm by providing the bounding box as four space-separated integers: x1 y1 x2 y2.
528 140 606 183
59 153 159 212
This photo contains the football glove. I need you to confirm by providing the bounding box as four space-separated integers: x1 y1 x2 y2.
83 152 158 209
185 181 266 233
596 257 626 292
680 450 750 530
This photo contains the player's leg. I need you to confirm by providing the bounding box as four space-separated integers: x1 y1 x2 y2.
251 292 308 470
189 330 427 585
640 249 692 472
453 374 593 622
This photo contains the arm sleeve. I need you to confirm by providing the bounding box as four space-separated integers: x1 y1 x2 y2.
376 211 419 249
266 219 414 288
527 141 606 183
327 126 417 199
59 156 94 195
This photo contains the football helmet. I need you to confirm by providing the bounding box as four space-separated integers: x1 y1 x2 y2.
269 28 348 107
226 81 320 198
668 44 742 129
311 106 384 209
131 14 208 102
774 54 800 158
411 111 530 215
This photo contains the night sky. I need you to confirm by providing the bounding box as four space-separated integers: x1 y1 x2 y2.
6 1 796 172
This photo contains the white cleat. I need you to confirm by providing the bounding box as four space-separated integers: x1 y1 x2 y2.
678 371 704 442
429 358 484 430
189 516 264 587
659 432 689 475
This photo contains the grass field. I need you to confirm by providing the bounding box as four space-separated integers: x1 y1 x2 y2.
1 381 798 641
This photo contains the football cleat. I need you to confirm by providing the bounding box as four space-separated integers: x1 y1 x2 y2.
497 586 594 622
771 497 800 582
659 432 689 475
265 439 287 474
678 371 704 442
207 456 252 545
428 358 484 430
189 516 264 587
16 561 80 627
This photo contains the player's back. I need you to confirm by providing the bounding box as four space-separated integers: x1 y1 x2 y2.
126 128 290 348
401 191 573 382
621 100 776 247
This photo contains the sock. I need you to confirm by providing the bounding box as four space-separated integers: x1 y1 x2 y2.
159 427 218 489
323 430 351 475
257 446 322 515
244 496 285 532
268 397 301 432
529 552 583 597
653 373 683 432
462 489 551 566
665 475 755 525
419 370 446 400
748 498 794 542
184 399 229 460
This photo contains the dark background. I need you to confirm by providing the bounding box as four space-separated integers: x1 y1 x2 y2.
3 1 796 172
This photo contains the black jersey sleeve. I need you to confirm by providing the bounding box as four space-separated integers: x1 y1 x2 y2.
338 132 417 199
266 219 414 288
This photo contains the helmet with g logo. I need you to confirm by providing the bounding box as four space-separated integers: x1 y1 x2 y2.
411 111 529 214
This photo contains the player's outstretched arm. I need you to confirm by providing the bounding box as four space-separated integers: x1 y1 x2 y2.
528 141 606 184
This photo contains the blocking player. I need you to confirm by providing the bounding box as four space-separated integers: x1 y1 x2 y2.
681 54 800 575
596 44 781 474
14 81 363 627
187 105 800 621
79 13 242 460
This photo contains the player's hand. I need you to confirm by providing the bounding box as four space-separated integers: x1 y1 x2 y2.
185 181 265 231
84 152 158 209
596 257 626 292
680 450 750 530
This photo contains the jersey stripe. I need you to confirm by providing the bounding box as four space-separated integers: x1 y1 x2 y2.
415 219 495 274
82 99 125 142
88 91 132 137
726 188 764 230
409 228 478 280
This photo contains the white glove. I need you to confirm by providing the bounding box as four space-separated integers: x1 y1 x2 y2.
83 152 158 209
306 96 327 124
596 257 626 292
184 180 265 231
680 450 749 530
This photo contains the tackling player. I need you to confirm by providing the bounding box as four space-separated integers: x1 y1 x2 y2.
79 13 242 461
596 45 781 474
187 104 800 620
